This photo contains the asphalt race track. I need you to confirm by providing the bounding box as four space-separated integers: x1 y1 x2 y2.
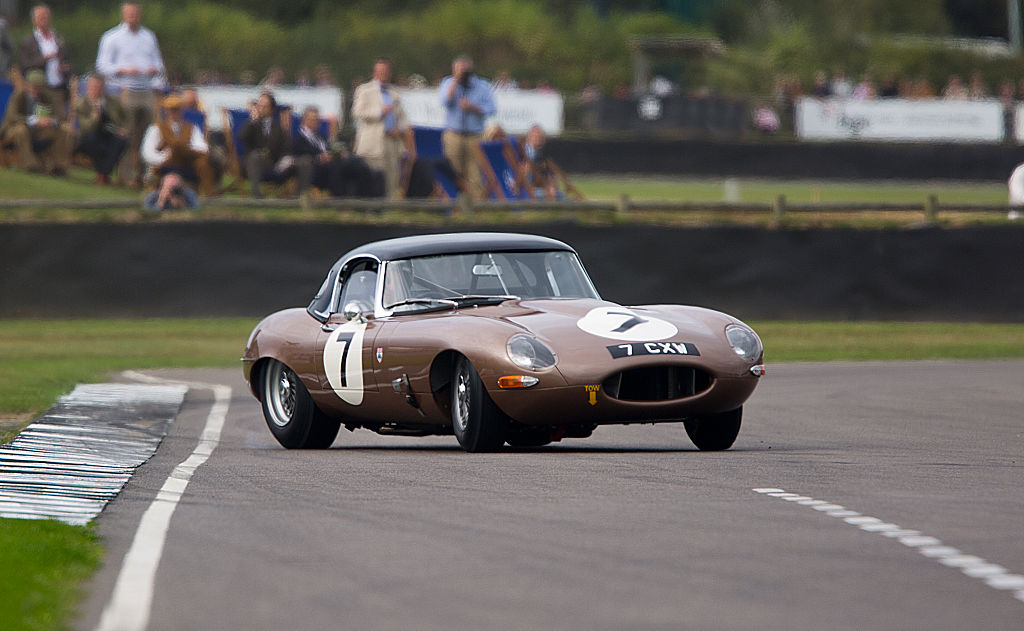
77 361 1023 631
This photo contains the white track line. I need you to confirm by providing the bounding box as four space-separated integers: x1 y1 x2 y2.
96 372 232 631
753 488 1024 605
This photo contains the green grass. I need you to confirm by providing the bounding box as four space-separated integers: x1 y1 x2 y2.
0 519 103 631
753 321 1024 362
573 175 1009 204
0 318 257 443
0 168 139 201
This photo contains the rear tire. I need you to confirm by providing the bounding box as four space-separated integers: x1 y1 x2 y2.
451 356 507 452
261 359 340 449
684 407 742 451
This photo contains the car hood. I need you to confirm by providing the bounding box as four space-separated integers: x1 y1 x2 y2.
459 298 742 373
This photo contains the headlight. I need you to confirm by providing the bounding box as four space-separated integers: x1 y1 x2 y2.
506 334 557 370
726 324 762 361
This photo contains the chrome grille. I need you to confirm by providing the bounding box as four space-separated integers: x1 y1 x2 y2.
602 366 713 402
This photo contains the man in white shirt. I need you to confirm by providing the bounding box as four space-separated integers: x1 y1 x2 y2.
96 2 166 187
18 4 71 119
140 95 214 196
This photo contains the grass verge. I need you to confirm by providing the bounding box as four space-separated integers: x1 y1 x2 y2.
0 520 103 631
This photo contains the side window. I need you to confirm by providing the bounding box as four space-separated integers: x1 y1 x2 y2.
337 260 378 313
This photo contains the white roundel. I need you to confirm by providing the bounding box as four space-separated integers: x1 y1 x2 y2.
576 306 677 341
323 322 365 405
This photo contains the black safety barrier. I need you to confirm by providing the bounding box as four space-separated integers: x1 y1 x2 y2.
2 224 1021 322
580 95 749 137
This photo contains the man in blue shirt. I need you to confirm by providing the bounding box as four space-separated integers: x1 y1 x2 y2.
438 55 495 200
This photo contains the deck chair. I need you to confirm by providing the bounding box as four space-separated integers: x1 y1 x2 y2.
509 136 584 201
1 79 17 167
412 126 460 198
183 108 206 134
478 139 533 200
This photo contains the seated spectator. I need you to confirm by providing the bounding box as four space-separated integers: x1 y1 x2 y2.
178 87 228 186
519 124 561 200
144 172 199 211
240 91 292 198
292 105 347 197
0 69 72 175
140 94 215 195
74 74 128 185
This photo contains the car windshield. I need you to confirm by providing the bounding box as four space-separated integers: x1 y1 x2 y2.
382 250 599 312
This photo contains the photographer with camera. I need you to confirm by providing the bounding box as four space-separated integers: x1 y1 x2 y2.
438 55 495 200
144 172 199 211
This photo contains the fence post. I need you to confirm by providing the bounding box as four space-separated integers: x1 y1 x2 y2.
616 194 630 215
458 194 473 216
772 194 786 221
924 195 938 223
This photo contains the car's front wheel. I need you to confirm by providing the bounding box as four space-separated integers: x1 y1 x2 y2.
684 407 742 451
451 356 507 452
261 359 340 449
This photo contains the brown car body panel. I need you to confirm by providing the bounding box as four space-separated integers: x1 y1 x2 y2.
243 298 762 430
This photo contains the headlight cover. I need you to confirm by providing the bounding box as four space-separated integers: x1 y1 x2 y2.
725 324 762 361
506 334 557 371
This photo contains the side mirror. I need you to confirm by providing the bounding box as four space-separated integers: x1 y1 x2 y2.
343 301 368 323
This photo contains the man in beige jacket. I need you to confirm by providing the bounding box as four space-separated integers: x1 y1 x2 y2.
351 58 411 199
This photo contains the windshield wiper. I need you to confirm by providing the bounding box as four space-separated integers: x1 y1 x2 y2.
444 294 520 303
384 297 459 310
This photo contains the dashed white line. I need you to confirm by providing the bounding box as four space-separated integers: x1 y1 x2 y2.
753 488 1024 605
96 373 232 631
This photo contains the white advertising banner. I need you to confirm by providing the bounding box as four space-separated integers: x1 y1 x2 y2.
195 86 345 130
397 88 564 136
796 97 1005 143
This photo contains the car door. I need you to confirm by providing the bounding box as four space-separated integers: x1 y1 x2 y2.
314 259 381 413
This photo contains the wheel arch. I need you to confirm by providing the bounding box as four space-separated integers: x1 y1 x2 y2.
428 349 462 418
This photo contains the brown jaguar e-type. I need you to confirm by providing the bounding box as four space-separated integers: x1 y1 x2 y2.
243 232 764 452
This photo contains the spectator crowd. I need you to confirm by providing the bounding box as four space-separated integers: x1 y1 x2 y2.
0 3 574 207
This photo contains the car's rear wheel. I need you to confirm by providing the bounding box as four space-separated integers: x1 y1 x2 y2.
261 359 340 449
684 407 742 451
451 356 507 452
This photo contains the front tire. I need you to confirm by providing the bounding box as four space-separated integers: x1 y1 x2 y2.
684 407 742 451
451 356 507 452
261 359 340 449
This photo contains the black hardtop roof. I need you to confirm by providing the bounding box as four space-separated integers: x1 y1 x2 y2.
334 232 575 269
